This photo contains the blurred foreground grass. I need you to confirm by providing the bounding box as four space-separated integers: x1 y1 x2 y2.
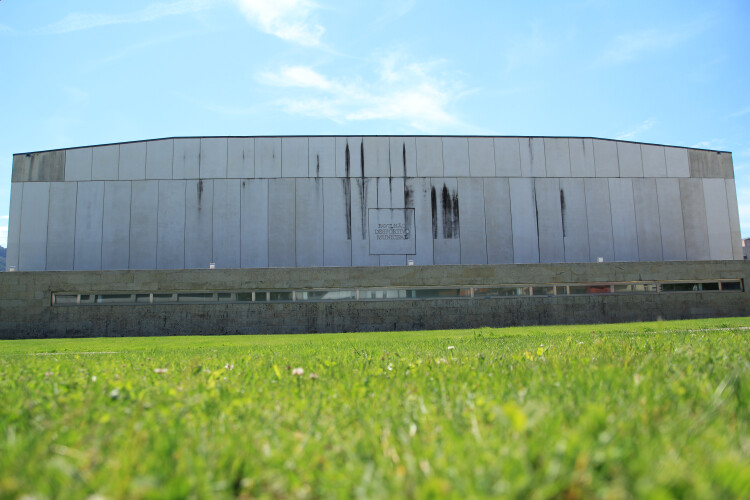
1 318 749 499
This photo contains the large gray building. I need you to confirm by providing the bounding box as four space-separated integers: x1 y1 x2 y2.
2 136 748 338
5 136 744 271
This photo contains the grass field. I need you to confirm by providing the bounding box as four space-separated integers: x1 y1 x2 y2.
1 318 749 499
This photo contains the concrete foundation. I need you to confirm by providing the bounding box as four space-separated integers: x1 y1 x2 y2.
0 261 747 339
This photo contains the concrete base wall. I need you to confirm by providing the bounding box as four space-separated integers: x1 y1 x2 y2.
1 261 748 339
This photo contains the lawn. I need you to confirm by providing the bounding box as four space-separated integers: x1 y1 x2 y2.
1 318 749 499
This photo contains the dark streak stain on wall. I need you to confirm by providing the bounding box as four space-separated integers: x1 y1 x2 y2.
560 189 567 238
441 184 460 239
343 179 352 240
431 187 438 239
197 180 203 209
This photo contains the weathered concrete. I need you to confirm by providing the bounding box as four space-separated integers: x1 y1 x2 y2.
6 137 742 273
688 149 734 179
13 150 65 182
0 261 747 339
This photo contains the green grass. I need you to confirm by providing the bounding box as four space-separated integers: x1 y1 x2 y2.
1 318 749 499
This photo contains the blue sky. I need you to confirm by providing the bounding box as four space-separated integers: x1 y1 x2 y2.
1 0 749 246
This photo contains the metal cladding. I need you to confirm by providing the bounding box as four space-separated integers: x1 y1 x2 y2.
5 136 743 271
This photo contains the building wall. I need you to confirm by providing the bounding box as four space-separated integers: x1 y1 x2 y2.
6 136 743 271
0 261 747 339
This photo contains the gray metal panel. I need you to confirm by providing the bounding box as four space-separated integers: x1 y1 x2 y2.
146 139 173 180
483 178 514 264
458 178 487 264
213 179 241 268
416 137 443 177
156 180 186 270
544 138 571 177
129 180 158 269
65 147 92 181
688 150 734 179
665 147 689 178
240 179 269 268
593 139 619 177
468 137 495 177
632 178 662 261
569 138 595 177
377 177 405 208
102 181 131 270
227 138 255 178
431 178 461 264
535 178 565 263
679 178 710 260
702 178 733 260
200 138 227 178
295 179 324 267
173 138 200 179
46 182 77 271
6 183 23 270
609 179 639 261
584 178 615 262
335 137 362 177
494 137 522 177
655 178 686 261
119 142 147 180
380 254 406 266
308 137 335 177
443 137 470 177
725 179 742 260
350 178 379 266
74 182 104 271
509 178 539 263
641 144 667 177
19 182 50 271
281 137 308 178
404 177 434 265
559 178 589 263
519 138 546 177
92 145 119 181
389 137 416 177
255 138 282 178
268 178 296 267
363 136 390 177
617 142 643 177
185 179 213 269
323 178 352 266
12 151 65 182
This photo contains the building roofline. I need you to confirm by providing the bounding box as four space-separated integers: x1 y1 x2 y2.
14 135 732 156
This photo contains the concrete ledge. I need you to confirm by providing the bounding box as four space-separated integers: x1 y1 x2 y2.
1 261 748 339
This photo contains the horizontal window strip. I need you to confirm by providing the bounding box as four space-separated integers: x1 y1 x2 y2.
51 279 744 306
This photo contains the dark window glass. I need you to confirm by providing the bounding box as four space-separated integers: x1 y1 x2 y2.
269 291 292 302
721 281 742 291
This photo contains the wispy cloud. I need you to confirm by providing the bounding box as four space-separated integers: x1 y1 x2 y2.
691 139 726 150
258 54 467 131
0 225 7 248
729 106 750 118
600 26 697 64
39 0 213 34
616 118 655 141
235 0 324 47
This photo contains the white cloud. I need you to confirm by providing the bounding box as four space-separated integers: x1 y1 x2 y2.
729 106 750 118
39 0 213 34
0 225 7 248
235 0 324 47
600 27 695 64
615 118 655 141
258 55 465 131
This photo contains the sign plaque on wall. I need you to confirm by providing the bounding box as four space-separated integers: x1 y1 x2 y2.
368 208 416 255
